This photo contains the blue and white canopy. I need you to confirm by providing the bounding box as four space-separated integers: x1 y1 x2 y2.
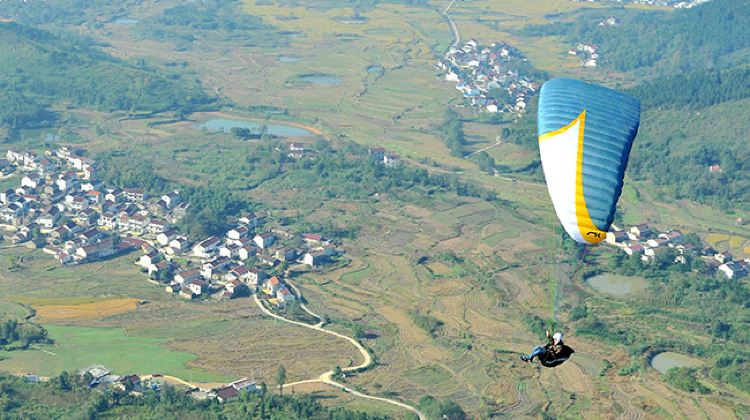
537 78 640 244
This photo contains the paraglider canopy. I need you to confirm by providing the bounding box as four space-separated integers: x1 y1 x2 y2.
537 78 640 245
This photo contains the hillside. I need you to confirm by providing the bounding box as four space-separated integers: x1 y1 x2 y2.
521 0 750 73
0 22 212 128
511 0 750 210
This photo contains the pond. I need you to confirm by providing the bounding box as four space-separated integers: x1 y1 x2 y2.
279 31 304 39
113 18 139 25
650 352 703 374
298 74 341 86
278 55 302 63
367 65 384 74
585 273 649 296
194 118 314 137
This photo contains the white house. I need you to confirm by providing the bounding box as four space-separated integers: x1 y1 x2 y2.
139 251 161 269
719 261 748 279
646 238 669 248
253 232 275 249
193 236 221 258
227 225 250 242
606 231 628 246
303 251 326 267
160 191 181 209
75 240 116 262
217 244 234 258
174 269 202 285
156 229 179 246
21 173 41 189
629 224 653 240
238 246 257 261
187 279 207 296
624 244 645 257
168 237 190 253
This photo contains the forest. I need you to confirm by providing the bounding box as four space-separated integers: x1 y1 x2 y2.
520 0 750 73
503 73 750 209
156 1 269 32
0 23 212 128
626 65 750 109
95 139 498 240
0 0 118 25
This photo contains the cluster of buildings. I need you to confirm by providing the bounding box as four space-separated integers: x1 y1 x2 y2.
1 147 341 306
1 147 184 263
568 43 600 68
151 219 338 306
436 40 540 115
76 365 260 403
605 224 749 279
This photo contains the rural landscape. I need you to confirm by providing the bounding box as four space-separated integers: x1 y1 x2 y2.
0 0 749 418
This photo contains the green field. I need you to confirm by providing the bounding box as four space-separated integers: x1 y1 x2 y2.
0 324 228 382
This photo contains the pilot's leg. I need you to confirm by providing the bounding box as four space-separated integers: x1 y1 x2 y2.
521 345 547 362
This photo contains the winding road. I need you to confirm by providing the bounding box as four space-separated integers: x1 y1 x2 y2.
253 288 426 420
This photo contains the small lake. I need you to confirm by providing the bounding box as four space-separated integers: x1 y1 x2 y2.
298 74 341 86
278 55 302 63
585 274 649 296
367 65 384 74
280 31 304 38
194 118 314 137
113 18 139 25
650 352 703 374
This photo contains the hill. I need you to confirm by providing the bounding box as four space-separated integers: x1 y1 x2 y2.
0 22 212 128
511 0 750 210
521 0 750 73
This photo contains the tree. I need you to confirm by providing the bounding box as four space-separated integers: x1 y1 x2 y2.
276 365 286 395
332 366 343 381
56 371 72 391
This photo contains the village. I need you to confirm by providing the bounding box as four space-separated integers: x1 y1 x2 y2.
436 39 541 115
605 224 749 279
568 42 602 68
23 365 263 404
1 146 342 308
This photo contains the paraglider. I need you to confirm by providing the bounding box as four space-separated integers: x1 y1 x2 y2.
538 78 641 245
519 79 640 368
520 330 575 368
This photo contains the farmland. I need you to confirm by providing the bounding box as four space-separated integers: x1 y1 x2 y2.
0 0 749 418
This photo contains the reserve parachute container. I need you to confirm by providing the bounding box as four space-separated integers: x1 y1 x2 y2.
537 78 640 244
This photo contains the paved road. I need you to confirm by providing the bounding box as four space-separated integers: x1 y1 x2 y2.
253 291 425 420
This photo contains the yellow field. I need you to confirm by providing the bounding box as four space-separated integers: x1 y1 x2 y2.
705 232 750 256
31 298 140 322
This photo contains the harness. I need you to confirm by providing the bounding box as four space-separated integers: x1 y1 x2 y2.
539 344 575 368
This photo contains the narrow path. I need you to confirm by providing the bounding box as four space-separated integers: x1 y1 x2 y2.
465 137 502 158
441 0 461 48
253 293 425 420
31 345 57 356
